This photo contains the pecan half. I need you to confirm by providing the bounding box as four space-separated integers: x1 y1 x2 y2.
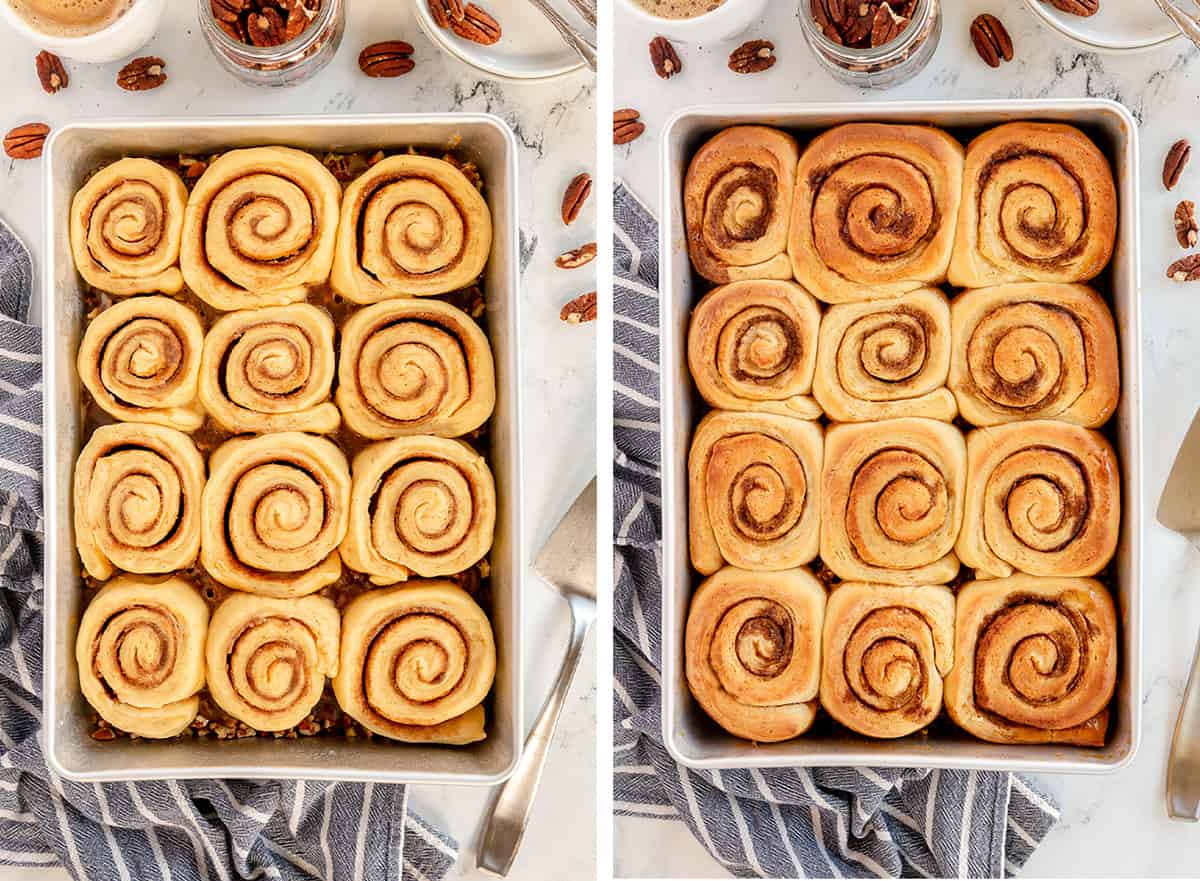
1044 0 1098 16
560 291 597 324
613 108 645 145
842 2 878 45
561 173 592 226
1177 201 1199 249
555 242 597 269
117 56 167 91
281 0 312 41
970 14 1013 68
728 40 776 74
1169 254 1200 282
359 41 415 77
449 3 501 45
210 0 245 22
1165 139 1191 191
427 0 466 28
649 36 681 79
248 8 286 46
35 51 68 94
3 123 49 160
870 2 908 47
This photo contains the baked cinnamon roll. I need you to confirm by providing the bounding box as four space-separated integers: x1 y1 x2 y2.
69 158 188 296
200 432 351 597
687 280 821 419
331 155 492 302
949 122 1118 288
948 283 1120 428
688 411 822 575
332 581 495 744
685 566 825 742
683 126 799 284
820 583 954 739
813 288 956 422
73 423 205 580
76 575 208 738
341 435 496 584
788 123 964 303
944 575 1117 746
180 147 341 311
77 295 205 431
336 298 496 439
821 418 965 585
198 304 340 434
957 421 1120 579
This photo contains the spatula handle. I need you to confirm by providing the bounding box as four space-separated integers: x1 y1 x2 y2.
1168 626 1200 820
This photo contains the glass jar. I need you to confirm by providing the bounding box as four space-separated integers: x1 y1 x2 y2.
198 0 344 87
799 0 941 90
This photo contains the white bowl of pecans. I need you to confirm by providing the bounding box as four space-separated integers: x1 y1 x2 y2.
1023 0 1181 52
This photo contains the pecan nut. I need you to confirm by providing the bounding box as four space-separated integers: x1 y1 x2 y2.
248 8 286 46
560 291 597 324
35 51 68 94
1169 254 1200 282
117 56 167 91
728 40 776 74
842 2 879 45
427 0 466 28
555 242 597 269
613 108 645 146
1177 201 1199 249
3 123 49 160
870 2 908 47
1044 0 1099 16
649 36 681 79
970 14 1013 68
1164 139 1191 191
561 173 592 226
359 41 415 77
449 3 501 45
210 0 245 22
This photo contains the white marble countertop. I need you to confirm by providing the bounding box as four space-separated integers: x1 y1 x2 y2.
0 0 596 878
615 0 1200 876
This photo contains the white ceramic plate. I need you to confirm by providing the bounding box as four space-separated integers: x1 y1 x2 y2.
1023 0 1182 52
413 0 588 80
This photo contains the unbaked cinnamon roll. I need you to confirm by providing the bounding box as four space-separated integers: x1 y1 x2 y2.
331 155 492 302
685 566 825 742
77 295 205 431
73 423 205 581
341 435 496 584
813 288 956 422
683 126 799 284
948 283 1120 427
687 280 821 419
821 418 965 585
69 158 188 296
198 304 340 434
788 123 964 303
820 583 954 739
949 122 1118 288
180 147 341 311
944 575 1117 746
957 421 1120 579
336 298 496 439
76 575 208 738
205 592 340 731
688 411 822 575
200 432 351 597
332 581 495 744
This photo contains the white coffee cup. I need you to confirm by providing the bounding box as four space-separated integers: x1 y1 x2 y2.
0 0 165 63
616 0 769 43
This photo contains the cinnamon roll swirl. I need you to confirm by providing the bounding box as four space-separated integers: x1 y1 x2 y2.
76 575 208 738
69 158 188 296
331 155 493 302
336 298 496 439
813 288 957 422
788 123 964 303
948 283 1120 428
688 411 822 575
820 583 954 739
821 418 965 585
73 424 205 581
957 421 1120 579
687 280 821 419
683 126 799 284
180 147 341 311
332 581 496 744
200 432 351 597
944 575 1117 746
341 435 496 584
949 122 1118 288
205 592 340 731
198 304 340 434
685 566 825 742
77 296 205 432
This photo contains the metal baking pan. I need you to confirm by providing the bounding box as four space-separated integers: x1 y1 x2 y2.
42 114 524 785
659 99 1143 773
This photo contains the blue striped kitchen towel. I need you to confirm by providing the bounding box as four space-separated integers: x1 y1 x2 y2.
0 215 459 881
611 180 1061 880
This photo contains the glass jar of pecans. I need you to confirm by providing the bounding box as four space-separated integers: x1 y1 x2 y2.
800 0 941 90
198 0 344 87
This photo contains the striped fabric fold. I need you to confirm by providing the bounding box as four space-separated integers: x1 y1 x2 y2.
0 216 459 881
611 181 1060 880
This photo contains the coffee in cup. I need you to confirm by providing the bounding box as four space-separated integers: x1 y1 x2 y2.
630 0 727 19
4 0 133 38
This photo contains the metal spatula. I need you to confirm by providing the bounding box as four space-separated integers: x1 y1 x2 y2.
1157 409 1200 821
